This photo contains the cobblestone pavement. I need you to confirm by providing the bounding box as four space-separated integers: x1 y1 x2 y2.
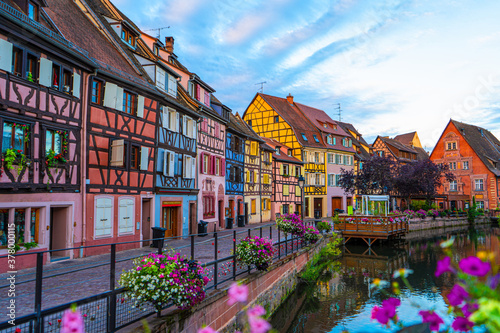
0 221 318 322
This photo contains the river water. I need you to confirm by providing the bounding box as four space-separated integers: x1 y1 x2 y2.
270 223 499 333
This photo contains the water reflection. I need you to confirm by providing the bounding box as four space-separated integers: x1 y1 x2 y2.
270 225 499 333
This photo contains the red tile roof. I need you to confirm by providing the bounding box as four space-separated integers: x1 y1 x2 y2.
260 137 303 164
394 132 417 146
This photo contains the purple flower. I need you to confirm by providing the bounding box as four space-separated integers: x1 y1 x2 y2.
419 311 444 331
371 298 400 325
435 257 454 277
458 256 491 277
248 316 271 333
447 284 468 307
60 309 85 333
247 305 266 318
198 326 218 333
461 303 478 318
487 273 500 289
227 283 248 305
451 316 474 332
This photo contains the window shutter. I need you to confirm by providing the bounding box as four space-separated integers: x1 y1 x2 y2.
196 85 201 101
103 82 117 108
221 158 225 176
320 174 325 186
254 170 257 183
161 106 168 128
291 165 296 176
72 73 81 98
140 147 149 171
110 139 124 167
320 153 324 164
136 95 145 118
192 119 197 139
0 39 13 72
168 74 177 96
169 152 175 176
162 149 168 176
39 57 53 87
183 155 187 178
156 66 165 90
212 155 217 175
200 153 205 173
191 157 196 179
115 86 124 111
182 115 187 135
280 164 284 175
175 112 180 132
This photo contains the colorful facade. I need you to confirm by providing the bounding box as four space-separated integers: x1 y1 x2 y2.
430 120 500 210
0 0 93 265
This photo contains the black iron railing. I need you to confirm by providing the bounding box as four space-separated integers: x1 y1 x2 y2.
0 222 317 333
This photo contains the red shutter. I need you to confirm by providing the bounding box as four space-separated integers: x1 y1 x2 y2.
211 155 216 175
200 153 204 174
221 158 225 176
196 85 201 101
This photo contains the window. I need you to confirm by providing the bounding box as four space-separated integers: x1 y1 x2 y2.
475 179 484 191
449 180 457 191
274 116 279 123
275 147 280 155
327 153 334 164
2 122 28 153
313 135 320 143
183 115 196 139
118 198 134 234
130 146 139 169
315 173 323 186
283 164 289 176
45 129 64 155
123 90 136 115
183 155 195 179
446 142 457 150
377 151 384 157
203 154 210 174
315 152 320 163
248 120 252 126
95 197 113 237
323 123 328 128
28 1 39 21
167 74 177 97
0 210 10 247
477 201 484 209
62 69 72 93
463 161 469 170
91 80 103 104
251 199 256 214
52 63 61 89
327 174 335 187
121 27 136 47
163 150 176 177
203 195 215 218
295 166 301 176
26 53 38 82
162 106 178 132
301 133 308 141
335 154 341 164
449 162 457 170
287 149 292 156
282 204 289 214
215 157 220 176
12 47 23 76
283 185 289 196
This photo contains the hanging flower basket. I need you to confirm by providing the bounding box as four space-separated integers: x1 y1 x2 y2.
276 213 305 236
235 236 274 271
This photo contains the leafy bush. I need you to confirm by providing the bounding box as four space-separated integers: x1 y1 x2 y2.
300 237 342 281
316 221 331 232
119 253 207 311
415 209 427 218
427 209 439 218
235 236 274 270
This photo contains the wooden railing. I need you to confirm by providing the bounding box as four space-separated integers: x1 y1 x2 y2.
336 214 408 236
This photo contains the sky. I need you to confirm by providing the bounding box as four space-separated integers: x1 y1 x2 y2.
113 0 500 151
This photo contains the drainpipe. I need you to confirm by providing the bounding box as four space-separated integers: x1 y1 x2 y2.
80 72 91 258
259 146 262 224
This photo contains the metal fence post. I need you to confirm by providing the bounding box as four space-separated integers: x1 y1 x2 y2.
190 235 195 260
108 244 117 332
269 225 272 240
233 230 237 280
214 232 218 289
259 227 263 238
34 252 43 333
278 228 281 259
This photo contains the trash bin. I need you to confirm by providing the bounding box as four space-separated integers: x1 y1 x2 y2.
151 226 167 248
225 217 234 229
314 211 321 219
334 208 344 214
198 220 209 237
237 215 245 227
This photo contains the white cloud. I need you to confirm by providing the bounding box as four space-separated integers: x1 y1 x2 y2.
162 0 204 24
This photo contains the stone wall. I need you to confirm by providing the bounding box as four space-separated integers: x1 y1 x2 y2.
127 237 329 333
407 217 489 231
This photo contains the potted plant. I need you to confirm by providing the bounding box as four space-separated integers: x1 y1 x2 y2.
235 236 274 271
415 209 427 219
316 221 332 234
119 253 207 312
303 226 320 244
3 148 29 173
276 213 305 236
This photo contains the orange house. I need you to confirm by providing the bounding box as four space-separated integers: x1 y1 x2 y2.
430 119 500 210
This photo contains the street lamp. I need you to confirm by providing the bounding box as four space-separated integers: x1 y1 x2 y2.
298 176 305 220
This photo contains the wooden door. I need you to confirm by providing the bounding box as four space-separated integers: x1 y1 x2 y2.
218 200 224 228
305 198 310 217
314 198 323 218
331 197 342 212
162 207 177 238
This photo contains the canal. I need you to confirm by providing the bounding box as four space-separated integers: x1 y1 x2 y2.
270 223 499 332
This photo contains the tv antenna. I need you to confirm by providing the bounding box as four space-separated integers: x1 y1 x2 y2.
255 81 267 93
145 26 170 39
336 103 342 122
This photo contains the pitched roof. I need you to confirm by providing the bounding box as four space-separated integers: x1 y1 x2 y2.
379 136 417 154
450 120 500 176
394 132 417 146
257 93 326 149
336 121 372 160
336 121 371 147
235 113 263 142
260 137 304 164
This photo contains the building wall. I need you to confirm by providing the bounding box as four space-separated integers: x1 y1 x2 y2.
154 194 196 236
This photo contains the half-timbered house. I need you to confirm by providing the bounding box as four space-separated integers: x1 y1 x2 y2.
225 112 246 226
261 138 304 218
260 140 274 223
243 93 328 218
0 0 96 266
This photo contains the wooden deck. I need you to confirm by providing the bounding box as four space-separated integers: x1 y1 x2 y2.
336 215 408 246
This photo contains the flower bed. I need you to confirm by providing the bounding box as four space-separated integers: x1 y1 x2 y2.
235 236 275 271
119 253 207 311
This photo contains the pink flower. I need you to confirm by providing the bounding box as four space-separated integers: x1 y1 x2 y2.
451 316 474 332
419 310 444 331
247 305 266 318
447 284 468 307
248 316 271 333
197 326 218 333
461 303 478 318
459 256 491 276
136 267 142 271
435 257 454 277
60 309 85 333
227 283 248 305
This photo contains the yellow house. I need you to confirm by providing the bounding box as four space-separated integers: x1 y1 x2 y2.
243 93 328 218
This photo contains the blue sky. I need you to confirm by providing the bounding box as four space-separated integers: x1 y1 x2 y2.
114 0 500 150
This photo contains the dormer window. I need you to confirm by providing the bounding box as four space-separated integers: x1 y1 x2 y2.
313 135 320 143
121 27 136 47
28 1 39 21
153 44 160 56
274 116 279 123
327 135 332 145
288 149 292 156
275 147 280 155
301 133 308 141
323 123 327 128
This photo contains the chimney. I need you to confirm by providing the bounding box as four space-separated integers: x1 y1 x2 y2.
165 36 174 53
286 93 293 104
